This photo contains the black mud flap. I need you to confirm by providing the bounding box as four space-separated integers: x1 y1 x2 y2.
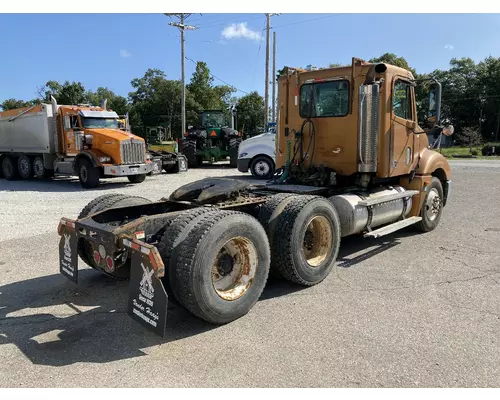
177 155 188 172
58 221 79 283
150 158 163 175
127 248 168 337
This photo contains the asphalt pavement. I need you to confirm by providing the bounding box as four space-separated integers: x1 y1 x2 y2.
0 160 499 387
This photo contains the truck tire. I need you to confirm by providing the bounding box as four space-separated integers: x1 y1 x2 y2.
77 194 152 280
415 177 444 233
1 156 19 181
173 210 270 324
157 207 215 302
128 174 146 184
17 154 33 180
273 196 341 286
183 139 200 168
229 138 241 168
78 158 100 188
258 193 297 278
33 156 52 179
250 155 275 179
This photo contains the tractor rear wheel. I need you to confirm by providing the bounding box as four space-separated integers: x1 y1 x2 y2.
183 139 200 168
172 210 270 324
273 196 341 286
229 137 241 168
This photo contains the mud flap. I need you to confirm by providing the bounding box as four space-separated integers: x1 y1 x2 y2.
127 249 168 337
58 223 79 283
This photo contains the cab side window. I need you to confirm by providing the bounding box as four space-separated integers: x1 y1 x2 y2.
393 80 412 120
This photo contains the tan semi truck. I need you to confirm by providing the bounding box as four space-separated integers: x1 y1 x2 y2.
0 98 154 188
57 58 452 336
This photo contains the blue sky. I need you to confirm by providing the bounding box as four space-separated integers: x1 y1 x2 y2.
2 13 500 102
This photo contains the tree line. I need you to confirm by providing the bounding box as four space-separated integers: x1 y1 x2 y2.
0 61 266 140
3 53 500 144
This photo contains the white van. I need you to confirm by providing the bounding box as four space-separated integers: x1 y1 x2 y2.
237 130 276 179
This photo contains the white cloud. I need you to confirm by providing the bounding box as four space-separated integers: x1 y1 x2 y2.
120 49 131 58
444 44 454 50
221 23 261 41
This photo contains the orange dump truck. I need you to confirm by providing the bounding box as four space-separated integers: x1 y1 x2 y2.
0 97 156 188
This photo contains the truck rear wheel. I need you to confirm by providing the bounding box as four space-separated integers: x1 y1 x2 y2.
33 156 51 179
17 154 33 180
172 210 270 324
157 207 215 302
273 196 341 286
415 177 444 232
258 193 297 278
1 156 19 180
78 158 100 188
128 174 146 184
229 138 241 168
77 194 152 280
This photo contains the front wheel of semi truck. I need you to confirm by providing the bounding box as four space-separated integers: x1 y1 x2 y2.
127 174 146 184
415 177 444 233
78 158 100 188
171 210 271 324
77 194 152 280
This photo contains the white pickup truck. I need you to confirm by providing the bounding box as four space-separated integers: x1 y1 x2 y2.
237 130 276 179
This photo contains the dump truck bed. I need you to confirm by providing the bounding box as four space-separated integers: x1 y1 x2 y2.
0 104 56 154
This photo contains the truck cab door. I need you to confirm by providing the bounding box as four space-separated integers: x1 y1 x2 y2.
62 114 80 156
389 78 417 177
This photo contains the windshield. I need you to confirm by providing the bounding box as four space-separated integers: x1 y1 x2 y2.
82 117 119 129
202 112 226 128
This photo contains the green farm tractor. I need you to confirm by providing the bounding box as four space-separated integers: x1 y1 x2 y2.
181 108 241 168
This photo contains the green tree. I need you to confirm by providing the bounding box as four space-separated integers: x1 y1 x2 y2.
128 69 182 139
38 80 86 105
369 53 417 76
236 91 265 138
0 98 40 111
85 87 129 115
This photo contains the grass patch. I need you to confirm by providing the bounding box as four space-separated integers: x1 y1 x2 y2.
437 144 500 159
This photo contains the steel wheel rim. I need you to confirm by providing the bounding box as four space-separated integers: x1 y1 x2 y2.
302 216 333 267
34 160 44 177
254 160 270 176
425 188 441 221
20 159 30 175
211 236 258 301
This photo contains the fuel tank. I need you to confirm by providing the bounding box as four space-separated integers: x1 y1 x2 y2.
329 186 412 237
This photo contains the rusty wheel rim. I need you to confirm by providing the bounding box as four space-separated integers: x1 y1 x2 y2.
302 216 333 267
211 236 258 301
425 188 441 222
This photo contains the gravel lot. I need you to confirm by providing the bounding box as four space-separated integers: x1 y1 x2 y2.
0 160 499 387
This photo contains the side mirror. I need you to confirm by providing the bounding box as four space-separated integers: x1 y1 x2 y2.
428 82 442 124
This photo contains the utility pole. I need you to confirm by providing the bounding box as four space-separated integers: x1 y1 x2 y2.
264 13 270 128
264 13 281 127
165 13 196 138
272 31 276 123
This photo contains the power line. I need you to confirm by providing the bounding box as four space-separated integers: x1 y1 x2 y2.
269 14 341 29
185 56 249 94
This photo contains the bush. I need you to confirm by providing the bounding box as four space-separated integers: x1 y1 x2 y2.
471 149 479 156
455 127 483 146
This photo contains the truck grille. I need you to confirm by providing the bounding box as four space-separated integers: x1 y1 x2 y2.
121 141 146 164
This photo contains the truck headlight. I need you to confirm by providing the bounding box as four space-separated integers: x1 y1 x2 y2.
239 152 248 158
99 156 111 163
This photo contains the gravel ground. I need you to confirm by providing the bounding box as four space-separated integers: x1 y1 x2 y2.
0 160 499 387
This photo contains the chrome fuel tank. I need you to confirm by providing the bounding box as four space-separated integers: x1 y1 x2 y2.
329 186 412 237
